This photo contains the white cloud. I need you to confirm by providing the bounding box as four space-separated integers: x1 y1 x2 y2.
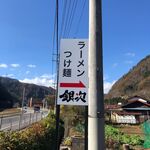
98 75 116 94
27 64 36 68
103 75 109 81
40 74 55 79
19 74 55 87
0 64 8 68
10 64 20 68
125 52 135 57
20 73 114 93
104 80 116 94
124 60 133 64
2 74 14 78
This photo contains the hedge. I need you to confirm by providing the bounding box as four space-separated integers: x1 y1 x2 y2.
0 113 64 150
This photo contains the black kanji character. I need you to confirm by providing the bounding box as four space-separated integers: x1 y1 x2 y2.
77 70 85 76
63 69 72 77
59 90 74 102
78 41 85 49
75 91 86 102
64 59 72 67
77 60 84 67
64 51 72 57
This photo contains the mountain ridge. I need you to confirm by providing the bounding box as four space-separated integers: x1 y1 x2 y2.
0 76 55 108
106 55 150 100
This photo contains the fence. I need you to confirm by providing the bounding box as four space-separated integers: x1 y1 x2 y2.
0 112 45 131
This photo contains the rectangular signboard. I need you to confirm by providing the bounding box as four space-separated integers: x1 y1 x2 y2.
57 39 88 106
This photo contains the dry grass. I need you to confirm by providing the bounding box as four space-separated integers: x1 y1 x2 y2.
119 125 144 136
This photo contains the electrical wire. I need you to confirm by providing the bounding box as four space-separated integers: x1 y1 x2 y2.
62 0 72 38
74 0 87 36
51 0 87 87
51 1 57 89
65 0 76 37
67 0 78 37
59 0 67 39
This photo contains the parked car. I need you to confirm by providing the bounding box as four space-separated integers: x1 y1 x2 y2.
34 105 40 113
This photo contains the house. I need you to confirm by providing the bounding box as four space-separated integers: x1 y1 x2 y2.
105 104 122 123
108 96 150 124
111 111 139 124
121 96 150 123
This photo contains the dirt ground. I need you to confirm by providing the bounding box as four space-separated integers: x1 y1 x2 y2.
118 124 144 136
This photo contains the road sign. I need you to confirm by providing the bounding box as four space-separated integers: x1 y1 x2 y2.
57 39 88 106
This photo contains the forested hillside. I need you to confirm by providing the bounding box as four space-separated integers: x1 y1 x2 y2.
0 77 55 108
106 55 150 100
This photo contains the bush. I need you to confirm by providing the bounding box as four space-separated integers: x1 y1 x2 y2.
63 137 72 146
0 113 64 150
74 123 85 135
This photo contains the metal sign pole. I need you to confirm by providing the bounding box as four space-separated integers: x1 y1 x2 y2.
55 0 60 149
85 106 88 150
56 105 60 150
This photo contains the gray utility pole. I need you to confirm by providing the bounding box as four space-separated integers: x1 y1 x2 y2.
88 0 105 149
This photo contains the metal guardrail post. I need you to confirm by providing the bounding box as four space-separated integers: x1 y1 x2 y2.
10 118 13 130
19 114 22 130
8 118 11 130
41 112 42 120
32 113 35 123
36 113 38 122
29 113 32 125
0 116 3 129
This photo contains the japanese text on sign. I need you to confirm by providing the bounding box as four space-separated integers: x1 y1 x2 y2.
57 39 88 106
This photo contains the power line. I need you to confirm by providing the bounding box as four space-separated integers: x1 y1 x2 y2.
74 0 87 36
51 0 87 88
59 0 67 39
62 0 72 38
51 0 57 90
52 2 57 52
66 0 78 37
59 0 87 38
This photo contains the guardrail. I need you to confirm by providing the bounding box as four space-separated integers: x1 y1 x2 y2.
0 112 46 131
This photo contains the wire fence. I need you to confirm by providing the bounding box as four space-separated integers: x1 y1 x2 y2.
0 112 45 131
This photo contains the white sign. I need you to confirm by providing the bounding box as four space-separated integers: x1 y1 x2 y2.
57 39 88 106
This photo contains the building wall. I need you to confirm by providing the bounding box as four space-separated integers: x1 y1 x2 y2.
111 113 136 124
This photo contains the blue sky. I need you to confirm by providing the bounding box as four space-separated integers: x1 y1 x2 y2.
0 0 150 93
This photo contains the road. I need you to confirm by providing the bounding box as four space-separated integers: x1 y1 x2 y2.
0 110 48 131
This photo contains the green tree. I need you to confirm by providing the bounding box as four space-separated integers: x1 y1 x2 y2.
45 95 55 108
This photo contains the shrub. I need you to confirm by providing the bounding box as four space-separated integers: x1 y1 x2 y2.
63 137 72 146
74 123 85 135
0 112 64 150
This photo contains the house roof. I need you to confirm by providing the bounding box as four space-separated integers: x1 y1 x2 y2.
124 108 150 111
122 96 150 112
126 95 149 102
114 111 142 115
105 104 121 110
123 99 150 107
